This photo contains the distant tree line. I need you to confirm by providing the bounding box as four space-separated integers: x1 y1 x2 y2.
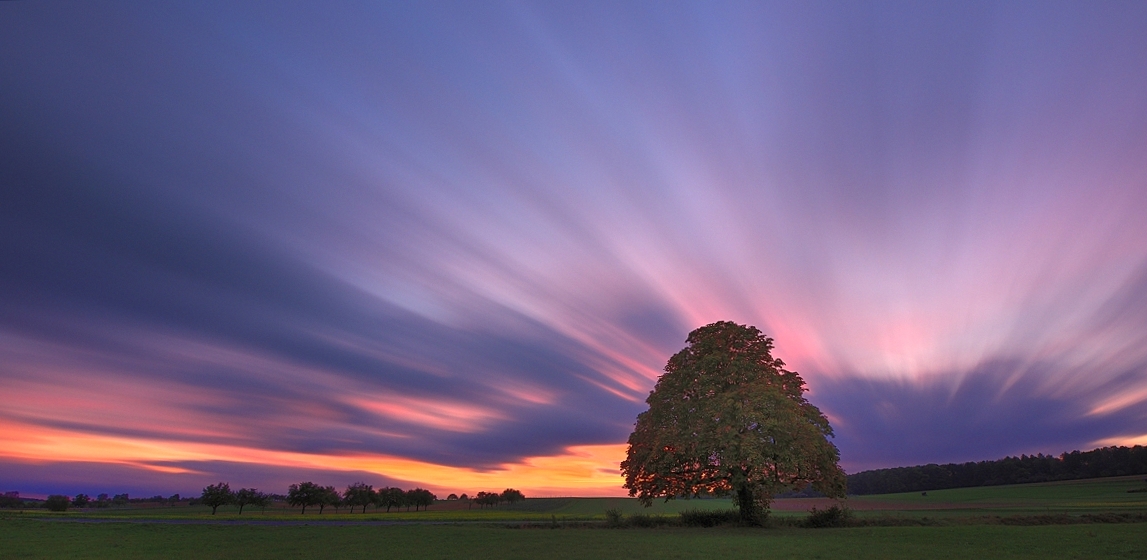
0 491 184 511
470 489 526 508
847 445 1147 495
2 483 528 515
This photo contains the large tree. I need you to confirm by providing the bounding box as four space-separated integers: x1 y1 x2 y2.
621 321 846 525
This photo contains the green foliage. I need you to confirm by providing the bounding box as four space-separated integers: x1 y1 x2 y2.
287 482 323 514
318 486 340 513
200 483 233 515
602 508 675 528
233 488 268 515
847 446 1147 495
802 505 852 528
501 488 526 506
3 520 1147 559
343 483 375 513
375 487 405 512
72 494 90 508
0 492 24 509
679 509 741 527
474 491 501 508
404 488 435 511
604 508 624 527
44 495 70 512
622 321 846 525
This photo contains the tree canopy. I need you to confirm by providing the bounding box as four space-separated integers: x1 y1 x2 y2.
44 495 70 512
233 488 268 515
405 488 435 511
343 482 375 513
318 485 340 514
287 482 323 514
621 321 846 524
200 483 233 515
375 487 405 512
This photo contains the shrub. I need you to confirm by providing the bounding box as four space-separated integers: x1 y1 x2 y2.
803 505 852 528
627 514 659 528
679 509 741 527
44 495 70 512
605 508 624 527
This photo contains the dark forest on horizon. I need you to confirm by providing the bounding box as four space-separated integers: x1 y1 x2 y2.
846 445 1147 495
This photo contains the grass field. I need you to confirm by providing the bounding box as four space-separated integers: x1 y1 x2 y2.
3 475 1145 558
17 474 1142 522
2 519 1144 559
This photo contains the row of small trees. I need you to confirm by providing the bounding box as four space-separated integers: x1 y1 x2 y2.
467 489 525 508
199 482 449 515
200 483 272 514
1 492 140 512
9 484 527 514
284 482 435 514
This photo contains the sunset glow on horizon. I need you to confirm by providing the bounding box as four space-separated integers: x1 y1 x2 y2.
2 1 1147 499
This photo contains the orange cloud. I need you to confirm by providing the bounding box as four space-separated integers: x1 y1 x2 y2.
0 418 628 496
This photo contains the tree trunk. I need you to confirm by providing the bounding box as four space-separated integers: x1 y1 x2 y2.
239 504 244 515
735 486 762 526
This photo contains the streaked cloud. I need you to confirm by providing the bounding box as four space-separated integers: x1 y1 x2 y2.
1 1 1146 496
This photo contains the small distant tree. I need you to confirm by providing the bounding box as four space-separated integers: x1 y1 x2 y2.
476 491 503 508
317 486 340 514
234 488 267 515
343 483 375 514
0 492 22 508
447 493 458 501
254 492 271 512
112 493 129 506
288 482 323 514
168 494 181 506
376 487 404 512
72 494 90 508
201 483 233 515
413 488 435 510
44 495 70 512
500 489 525 507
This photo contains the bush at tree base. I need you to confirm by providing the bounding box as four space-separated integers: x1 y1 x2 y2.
679 509 741 527
802 505 852 528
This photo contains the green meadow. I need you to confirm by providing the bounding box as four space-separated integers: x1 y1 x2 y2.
2 521 1145 559
3 475 1145 559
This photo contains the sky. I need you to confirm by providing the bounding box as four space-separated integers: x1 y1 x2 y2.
2 1 1146 499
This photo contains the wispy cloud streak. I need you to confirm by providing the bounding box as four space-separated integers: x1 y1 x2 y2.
1 1 1146 494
